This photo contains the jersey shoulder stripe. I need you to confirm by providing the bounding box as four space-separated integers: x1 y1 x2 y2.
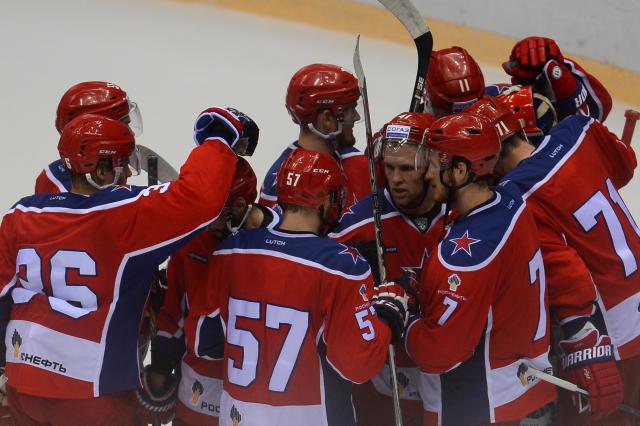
9 185 150 213
215 227 371 280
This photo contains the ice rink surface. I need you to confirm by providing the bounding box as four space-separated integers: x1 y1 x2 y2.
1 0 638 214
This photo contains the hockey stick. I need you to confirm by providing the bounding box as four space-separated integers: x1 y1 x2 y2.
138 144 179 182
517 363 640 417
146 155 163 426
354 35 403 426
378 0 433 113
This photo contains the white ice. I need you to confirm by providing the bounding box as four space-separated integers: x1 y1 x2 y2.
1 0 638 214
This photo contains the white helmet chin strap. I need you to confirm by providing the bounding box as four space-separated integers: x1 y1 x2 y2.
85 167 124 190
226 204 253 234
307 121 343 140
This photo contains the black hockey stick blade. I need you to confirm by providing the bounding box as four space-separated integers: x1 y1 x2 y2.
378 0 433 112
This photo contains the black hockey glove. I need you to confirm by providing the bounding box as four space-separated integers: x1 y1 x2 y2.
372 281 409 344
135 365 178 425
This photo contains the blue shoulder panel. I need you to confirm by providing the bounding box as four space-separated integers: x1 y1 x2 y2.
218 227 371 278
439 186 524 268
13 185 148 211
500 115 592 197
47 159 72 191
259 143 298 199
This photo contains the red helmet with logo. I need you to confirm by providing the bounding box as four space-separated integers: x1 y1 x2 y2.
56 81 142 135
229 157 258 204
466 96 522 142
58 114 135 175
277 149 345 225
427 47 485 114
427 112 501 177
285 64 360 126
497 85 557 138
379 112 436 169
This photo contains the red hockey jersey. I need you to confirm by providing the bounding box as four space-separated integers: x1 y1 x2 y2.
503 115 640 360
0 140 237 399
405 185 555 424
187 227 392 426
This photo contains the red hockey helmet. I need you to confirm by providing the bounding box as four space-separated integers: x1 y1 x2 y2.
55 81 142 135
427 112 501 177
229 157 258 204
426 47 485 114
497 85 557 138
277 149 345 225
465 96 522 142
378 112 436 169
58 114 136 175
285 64 360 126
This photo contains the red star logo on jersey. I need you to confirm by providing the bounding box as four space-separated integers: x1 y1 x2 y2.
449 230 481 256
338 244 365 264
400 248 429 276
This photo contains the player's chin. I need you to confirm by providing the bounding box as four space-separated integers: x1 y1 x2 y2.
337 132 356 148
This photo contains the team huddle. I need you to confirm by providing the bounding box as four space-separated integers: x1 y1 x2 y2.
0 34 638 426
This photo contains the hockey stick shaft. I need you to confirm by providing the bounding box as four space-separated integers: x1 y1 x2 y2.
378 0 433 113
146 156 162 426
520 364 640 417
353 35 402 426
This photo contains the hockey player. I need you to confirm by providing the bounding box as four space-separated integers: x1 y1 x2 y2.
405 112 556 425
476 95 629 424
143 157 280 425
188 149 409 426
0 107 256 425
34 81 143 194
259 63 370 209
329 112 444 426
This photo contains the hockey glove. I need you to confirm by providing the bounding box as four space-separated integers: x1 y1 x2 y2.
559 322 623 421
503 36 564 83
135 365 179 425
372 281 409 344
193 107 259 155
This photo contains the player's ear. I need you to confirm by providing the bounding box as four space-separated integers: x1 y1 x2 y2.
94 159 113 184
315 109 335 132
